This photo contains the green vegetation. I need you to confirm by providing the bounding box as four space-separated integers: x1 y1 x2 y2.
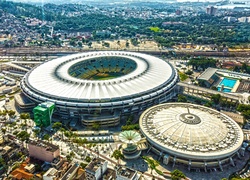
16 131 30 141
52 122 62 130
92 122 100 130
211 94 221 104
171 169 186 180
149 27 161 32
121 124 139 131
0 2 250 48
188 57 217 71
80 162 88 169
85 156 92 162
185 70 193 76
177 94 187 102
179 72 188 81
237 104 250 120
111 150 124 160
20 113 30 120
142 156 163 175
43 134 50 141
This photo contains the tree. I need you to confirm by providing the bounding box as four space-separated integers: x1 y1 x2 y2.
171 169 186 180
52 122 62 130
92 122 100 130
17 131 30 141
43 134 50 141
78 41 82 47
211 94 221 104
1 128 6 134
20 113 30 120
85 156 92 162
7 110 15 117
178 94 187 102
80 162 88 169
126 41 129 48
142 156 162 175
111 149 124 164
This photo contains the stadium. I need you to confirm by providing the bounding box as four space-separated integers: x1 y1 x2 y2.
19 51 178 126
139 103 244 171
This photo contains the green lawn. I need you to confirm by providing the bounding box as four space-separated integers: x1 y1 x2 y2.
179 72 188 81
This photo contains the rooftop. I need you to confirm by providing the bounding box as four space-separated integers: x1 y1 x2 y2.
85 158 106 172
28 140 59 152
139 103 244 160
61 163 79 180
198 67 217 81
119 131 141 144
117 166 137 179
43 168 58 177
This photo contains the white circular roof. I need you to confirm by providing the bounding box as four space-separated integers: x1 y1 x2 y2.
139 103 244 160
119 131 141 144
24 51 176 101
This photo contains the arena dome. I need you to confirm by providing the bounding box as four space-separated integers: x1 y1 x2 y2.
20 51 178 126
139 103 244 170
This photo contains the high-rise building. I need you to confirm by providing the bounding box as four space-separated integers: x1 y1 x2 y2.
206 6 217 15
33 102 55 127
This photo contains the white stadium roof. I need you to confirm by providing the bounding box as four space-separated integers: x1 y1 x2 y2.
23 51 177 102
139 103 244 160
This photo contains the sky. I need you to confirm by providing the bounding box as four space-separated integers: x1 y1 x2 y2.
8 0 250 4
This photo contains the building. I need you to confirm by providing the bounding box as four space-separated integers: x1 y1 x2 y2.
33 102 55 127
228 17 237 22
119 131 141 159
116 166 139 180
0 129 3 144
198 67 250 94
20 51 178 126
238 17 248 22
175 10 182 15
24 164 35 173
61 163 82 180
139 103 244 171
43 168 58 180
197 68 219 87
206 6 217 15
85 158 108 180
28 140 60 162
11 162 34 180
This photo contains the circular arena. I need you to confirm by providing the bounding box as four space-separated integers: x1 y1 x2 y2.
139 103 244 171
20 51 178 126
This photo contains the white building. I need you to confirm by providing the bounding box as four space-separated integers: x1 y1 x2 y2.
43 168 58 180
140 103 244 171
228 17 237 22
0 130 3 144
85 158 108 180
116 167 139 180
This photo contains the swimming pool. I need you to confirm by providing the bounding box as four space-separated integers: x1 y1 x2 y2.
217 87 232 92
217 78 237 92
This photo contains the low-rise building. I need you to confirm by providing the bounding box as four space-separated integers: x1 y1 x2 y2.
61 163 81 180
28 140 60 162
24 164 35 173
116 166 139 180
85 158 108 180
43 168 59 180
0 130 3 144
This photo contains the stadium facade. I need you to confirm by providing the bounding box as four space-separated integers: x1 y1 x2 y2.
139 103 244 171
19 51 178 126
